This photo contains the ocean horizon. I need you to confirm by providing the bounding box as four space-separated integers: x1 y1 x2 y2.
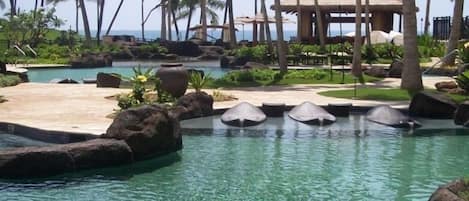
83 29 357 42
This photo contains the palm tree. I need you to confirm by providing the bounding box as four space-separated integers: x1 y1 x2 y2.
8 0 16 17
79 0 92 46
105 0 124 35
442 0 464 66
95 0 105 45
401 0 423 92
261 0 273 54
364 0 371 47
227 0 236 47
351 0 363 81
274 0 287 73
200 0 207 41
180 0 197 40
296 0 301 42
313 0 326 51
424 0 431 35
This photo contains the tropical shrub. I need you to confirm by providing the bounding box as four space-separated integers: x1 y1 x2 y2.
116 67 154 110
236 45 268 62
455 71 469 93
289 43 304 55
212 90 237 102
460 42 469 64
0 74 22 87
284 69 328 80
189 72 210 92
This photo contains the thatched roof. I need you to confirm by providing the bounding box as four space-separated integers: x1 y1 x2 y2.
276 0 403 13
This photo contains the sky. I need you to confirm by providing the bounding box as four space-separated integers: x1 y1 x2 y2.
0 0 466 33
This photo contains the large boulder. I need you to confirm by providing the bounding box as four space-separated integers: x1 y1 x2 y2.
288 102 336 125
409 92 458 119
71 53 113 68
220 55 250 68
429 179 468 201
63 139 133 170
173 92 214 120
221 102 266 127
102 105 182 160
0 146 74 178
388 60 403 78
97 72 121 88
366 105 421 128
199 46 224 60
161 41 203 57
0 139 133 178
364 66 387 78
454 101 469 126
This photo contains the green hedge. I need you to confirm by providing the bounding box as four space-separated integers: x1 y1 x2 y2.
0 74 22 87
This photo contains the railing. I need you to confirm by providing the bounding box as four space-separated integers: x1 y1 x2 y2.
433 16 469 40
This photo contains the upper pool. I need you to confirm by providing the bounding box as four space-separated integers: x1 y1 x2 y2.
26 61 230 83
0 115 468 200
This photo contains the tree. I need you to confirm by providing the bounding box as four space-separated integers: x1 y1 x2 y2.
78 0 92 46
105 0 124 35
227 0 236 47
401 0 424 92
313 0 326 51
424 0 431 35
200 0 207 41
261 0 273 54
351 0 364 82
442 0 464 66
8 0 16 17
274 0 287 73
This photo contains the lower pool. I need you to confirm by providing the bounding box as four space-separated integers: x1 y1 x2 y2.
0 131 52 149
26 64 230 83
0 115 468 200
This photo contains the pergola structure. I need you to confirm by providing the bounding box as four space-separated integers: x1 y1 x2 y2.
276 0 403 42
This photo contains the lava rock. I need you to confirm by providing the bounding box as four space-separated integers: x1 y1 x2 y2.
365 66 387 78
103 104 182 160
174 92 214 120
454 101 469 126
243 62 269 70
221 102 266 127
49 78 79 84
429 179 468 201
409 92 458 119
97 72 121 88
161 41 203 57
71 53 113 67
288 102 336 125
388 60 403 78
435 81 458 92
366 105 421 128
0 146 74 178
63 139 133 170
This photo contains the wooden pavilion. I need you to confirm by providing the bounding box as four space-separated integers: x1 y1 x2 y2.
276 0 403 42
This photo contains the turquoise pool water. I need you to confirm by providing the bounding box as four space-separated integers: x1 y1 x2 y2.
0 115 468 200
27 65 229 83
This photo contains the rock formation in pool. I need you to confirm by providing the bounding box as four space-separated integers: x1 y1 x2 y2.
409 92 458 119
288 102 336 125
103 104 182 160
429 178 469 201
171 92 214 120
221 102 267 127
366 105 421 128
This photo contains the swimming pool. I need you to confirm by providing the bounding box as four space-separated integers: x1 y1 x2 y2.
0 115 467 200
26 62 230 83
0 131 52 149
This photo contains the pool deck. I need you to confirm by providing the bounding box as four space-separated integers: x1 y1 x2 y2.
0 76 454 136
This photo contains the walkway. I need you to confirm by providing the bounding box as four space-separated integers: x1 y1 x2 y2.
0 76 453 135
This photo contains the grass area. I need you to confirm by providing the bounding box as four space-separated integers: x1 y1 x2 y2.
205 69 382 88
318 88 469 103
0 74 22 87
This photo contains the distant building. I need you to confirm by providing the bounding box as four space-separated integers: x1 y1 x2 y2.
276 0 403 42
103 35 136 46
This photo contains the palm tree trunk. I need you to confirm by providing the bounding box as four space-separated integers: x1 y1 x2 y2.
443 0 464 66
200 0 207 41
161 0 167 40
141 0 145 41
79 0 92 46
261 0 273 54
9 0 16 17
171 9 180 41
424 0 431 35
313 0 326 51
97 0 105 46
274 0 287 73
185 5 194 41
228 0 237 47
167 0 172 41
106 0 124 35
365 0 371 46
221 1 228 40
75 0 79 32
352 0 363 81
401 0 423 92
296 0 301 42
34 0 38 20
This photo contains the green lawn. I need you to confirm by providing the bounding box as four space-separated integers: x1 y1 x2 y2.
206 70 382 89
318 88 469 103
